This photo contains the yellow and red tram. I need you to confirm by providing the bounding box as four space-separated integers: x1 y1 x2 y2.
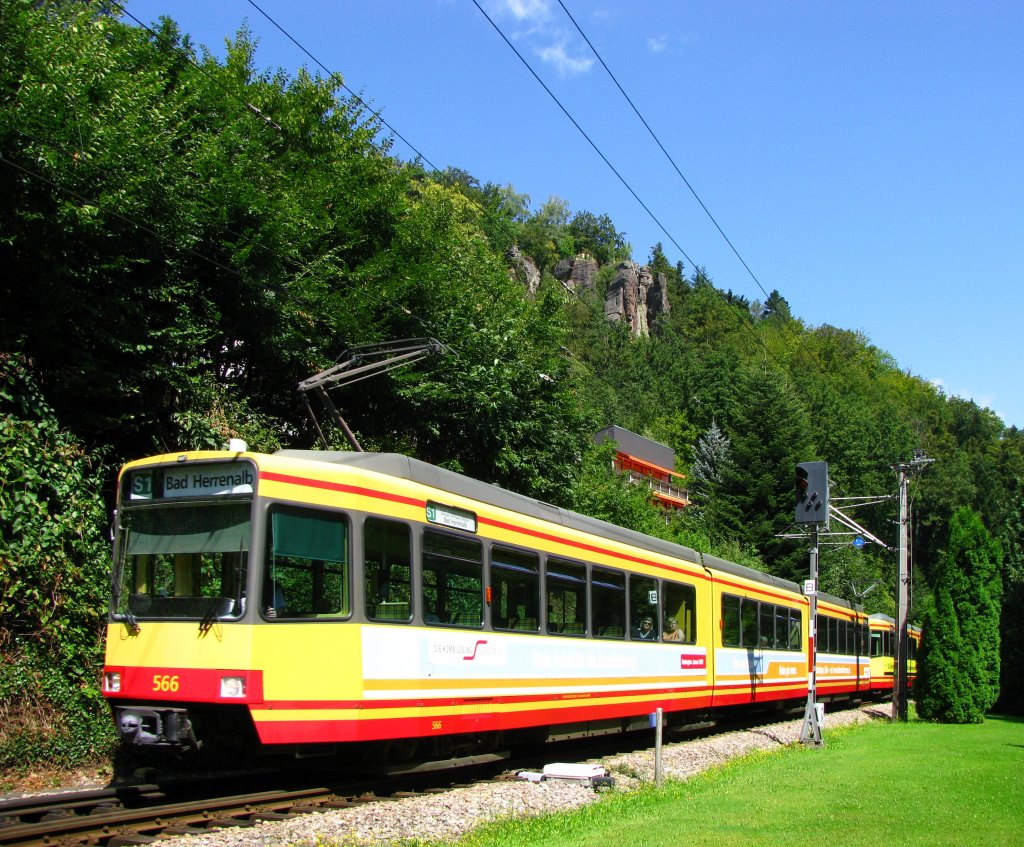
101 448 890 760
868 613 921 695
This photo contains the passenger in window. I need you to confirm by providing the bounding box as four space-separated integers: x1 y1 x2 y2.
662 617 684 642
633 616 657 640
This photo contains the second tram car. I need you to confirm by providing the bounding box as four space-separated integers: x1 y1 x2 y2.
868 613 921 694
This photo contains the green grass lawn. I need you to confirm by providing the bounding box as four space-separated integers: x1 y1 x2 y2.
439 714 1024 847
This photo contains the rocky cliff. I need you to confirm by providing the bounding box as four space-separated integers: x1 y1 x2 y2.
509 248 670 338
539 252 669 337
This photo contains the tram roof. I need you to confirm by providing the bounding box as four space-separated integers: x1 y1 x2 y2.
275 450 810 600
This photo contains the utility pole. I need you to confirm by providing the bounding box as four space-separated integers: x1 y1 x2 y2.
892 451 934 721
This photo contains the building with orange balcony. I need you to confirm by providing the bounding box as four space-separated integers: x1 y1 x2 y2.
593 425 689 510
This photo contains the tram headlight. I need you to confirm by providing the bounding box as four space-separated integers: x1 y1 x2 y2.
104 671 122 693
220 675 247 698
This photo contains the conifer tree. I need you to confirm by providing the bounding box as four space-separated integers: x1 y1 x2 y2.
917 507 1002 722
688 420 739 543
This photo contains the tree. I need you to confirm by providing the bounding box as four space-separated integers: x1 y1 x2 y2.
688 420 735 540
917 507 1003 722
567 210 630 266
716 366 813 579
517 196 571 272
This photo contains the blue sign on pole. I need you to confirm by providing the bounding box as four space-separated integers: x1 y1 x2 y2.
853 536 866 550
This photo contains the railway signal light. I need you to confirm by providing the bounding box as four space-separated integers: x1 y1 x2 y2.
796 461 829 524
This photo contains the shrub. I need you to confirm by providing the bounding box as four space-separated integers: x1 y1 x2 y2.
0 357 117 773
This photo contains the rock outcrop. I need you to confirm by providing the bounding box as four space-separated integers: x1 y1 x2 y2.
506 244 540 294
552 254 599 293
507 248 669 338
605 261 670 337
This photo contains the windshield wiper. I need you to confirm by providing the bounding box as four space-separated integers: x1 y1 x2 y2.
198 602 220 636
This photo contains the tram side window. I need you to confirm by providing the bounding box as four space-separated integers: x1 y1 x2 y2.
264 505 349 619
592 567 626 638
870 630 882 657
775 606 791 651
820 615 841 655
423 529 483 628
722 594 741 647
759 603 776 648
492 546 540 632
662 581 696 644
628 574 658 642
736 597 756 648
365 518 412 623
788 609 802 650
546 557 587 636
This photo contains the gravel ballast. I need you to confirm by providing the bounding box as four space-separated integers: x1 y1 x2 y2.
155 705 884 847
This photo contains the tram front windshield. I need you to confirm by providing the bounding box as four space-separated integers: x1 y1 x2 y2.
114 502 250 620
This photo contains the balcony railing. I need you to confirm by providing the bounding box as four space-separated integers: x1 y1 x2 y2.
625 470 689 505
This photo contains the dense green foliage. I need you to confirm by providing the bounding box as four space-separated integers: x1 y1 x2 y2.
1 0 1021 774
0 358 116 770
917 508 1003 722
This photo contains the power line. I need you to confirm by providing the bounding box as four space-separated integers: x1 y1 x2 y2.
556 0 773 306
552 0 845 394
0 147 242 279
244 0 444 175
471 1 795 374
470 0 698 273
125 2 829 412
240 0 778 380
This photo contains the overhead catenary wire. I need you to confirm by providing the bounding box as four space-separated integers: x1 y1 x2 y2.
556 0 773 306
244 0 444 176
470 0 793 373
552 0 841 390
222 0 791 390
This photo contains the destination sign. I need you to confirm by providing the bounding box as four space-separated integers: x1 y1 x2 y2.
129 462 255 500
425 501 477 533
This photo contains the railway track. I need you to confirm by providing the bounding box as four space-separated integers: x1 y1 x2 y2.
0 780 340 847
0 702 873 847
0 764 515 847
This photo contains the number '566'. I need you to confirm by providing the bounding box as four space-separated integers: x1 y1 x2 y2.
152 674 180 692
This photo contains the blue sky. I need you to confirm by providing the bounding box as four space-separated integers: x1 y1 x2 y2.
124 0 1024 429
